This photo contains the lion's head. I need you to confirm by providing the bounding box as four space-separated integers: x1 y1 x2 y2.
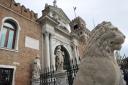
83 21 125 58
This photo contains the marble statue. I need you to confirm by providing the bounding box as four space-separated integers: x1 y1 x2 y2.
73 21 126 85
32 56 41 80
55 46 64 71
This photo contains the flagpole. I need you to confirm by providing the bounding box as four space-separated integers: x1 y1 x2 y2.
73 6 77 18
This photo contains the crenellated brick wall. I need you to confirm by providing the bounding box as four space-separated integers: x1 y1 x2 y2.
0 0 38 20
0 0 42 85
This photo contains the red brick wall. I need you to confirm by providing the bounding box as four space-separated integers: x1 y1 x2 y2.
0 3 42 85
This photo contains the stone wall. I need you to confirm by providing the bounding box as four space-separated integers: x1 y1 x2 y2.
0 1 42 85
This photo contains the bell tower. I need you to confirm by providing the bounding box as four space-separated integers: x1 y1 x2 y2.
70 17 90 40
70 17 90 62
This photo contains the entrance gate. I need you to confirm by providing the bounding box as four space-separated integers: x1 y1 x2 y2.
40 45 79 85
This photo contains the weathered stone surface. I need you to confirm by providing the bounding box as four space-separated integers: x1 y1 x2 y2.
73 21 126 85
55 46 64 71
55 70 68 85
32 56 41 80
32 80 40 85
31 56 41 85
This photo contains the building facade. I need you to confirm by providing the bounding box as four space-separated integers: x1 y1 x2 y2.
0 0 90 85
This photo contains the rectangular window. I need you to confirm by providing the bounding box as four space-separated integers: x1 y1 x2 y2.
0 68 14 85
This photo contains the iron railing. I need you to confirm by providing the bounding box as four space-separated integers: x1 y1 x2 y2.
40 63 79 85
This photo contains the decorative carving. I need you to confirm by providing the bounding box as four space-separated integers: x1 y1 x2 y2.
53 0 57 7
55 46 64 71
32 56 41 80
73 21 126 85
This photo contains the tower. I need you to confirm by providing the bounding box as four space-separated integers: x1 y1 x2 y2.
70 16 90 41
70 17 90 60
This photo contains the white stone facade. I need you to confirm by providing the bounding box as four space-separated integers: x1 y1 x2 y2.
38 4 89 71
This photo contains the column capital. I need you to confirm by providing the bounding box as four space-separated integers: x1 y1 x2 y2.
50 33 55 37
43 31 55 37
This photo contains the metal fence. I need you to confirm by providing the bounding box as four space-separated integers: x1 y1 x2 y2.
40 64 79 85
40 66 55 85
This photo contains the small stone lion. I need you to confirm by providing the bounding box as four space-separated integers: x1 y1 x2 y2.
73 21 125 85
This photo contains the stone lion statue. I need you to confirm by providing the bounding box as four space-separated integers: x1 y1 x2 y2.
73 21 126 85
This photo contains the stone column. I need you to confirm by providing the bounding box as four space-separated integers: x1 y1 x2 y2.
71 42 77 65
49 33 55 70
74 46 78 64
41 33 44 70
76 46 80 64
44 32 50 68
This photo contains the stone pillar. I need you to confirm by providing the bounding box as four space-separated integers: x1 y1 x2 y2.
49 33 55 70
74 46 78 64
41 33 44 70
72 43 77 65
44 32 50 68
76 46 80 64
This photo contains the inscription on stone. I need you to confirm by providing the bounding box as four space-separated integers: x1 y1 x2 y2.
25 36 39 50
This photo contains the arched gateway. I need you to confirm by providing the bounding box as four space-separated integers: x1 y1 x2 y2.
39 3 90 85
39 4 90 70
54 45 71 71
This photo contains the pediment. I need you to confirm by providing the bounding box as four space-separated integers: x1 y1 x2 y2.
49 6 70 24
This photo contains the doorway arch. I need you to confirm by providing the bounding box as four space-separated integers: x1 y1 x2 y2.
54 45 71 70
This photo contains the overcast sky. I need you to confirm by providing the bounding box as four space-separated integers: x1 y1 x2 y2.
15 0 128 56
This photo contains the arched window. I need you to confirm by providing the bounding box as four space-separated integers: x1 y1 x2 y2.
0 20 17 49
74 24 78 30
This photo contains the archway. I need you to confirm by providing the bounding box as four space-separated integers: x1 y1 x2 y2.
54 45 73 85
54 45 71 71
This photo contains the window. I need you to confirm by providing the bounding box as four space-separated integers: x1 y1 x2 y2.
74 24 78 30
0 65 16 85
0 68 14 85
0 20 17 49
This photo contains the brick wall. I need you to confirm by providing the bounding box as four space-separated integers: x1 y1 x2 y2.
0 2 42 85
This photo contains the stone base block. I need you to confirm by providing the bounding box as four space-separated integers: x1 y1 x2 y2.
31 79 40 85
55 70 68 85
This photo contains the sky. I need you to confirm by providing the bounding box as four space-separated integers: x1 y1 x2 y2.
15 0 128 56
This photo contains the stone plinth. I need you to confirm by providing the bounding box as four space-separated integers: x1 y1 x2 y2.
31 79 40 85
55 70 68 85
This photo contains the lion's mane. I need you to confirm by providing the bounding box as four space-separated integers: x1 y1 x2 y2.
83 21 125 59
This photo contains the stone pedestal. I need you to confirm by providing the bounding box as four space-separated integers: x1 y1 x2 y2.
31 79 40 85
55 70 68 85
